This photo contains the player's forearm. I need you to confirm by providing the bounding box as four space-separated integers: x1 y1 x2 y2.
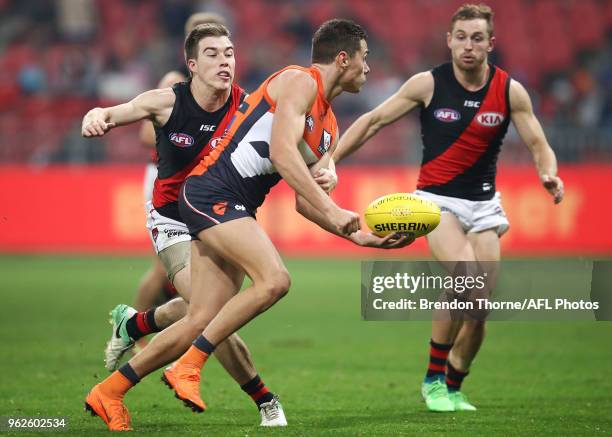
295 194 346 238
334 113 378 164
271 144 336 216
105 101 151 126
531 142 558 178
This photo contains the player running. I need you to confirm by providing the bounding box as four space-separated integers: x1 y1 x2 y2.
82 23 288 430
110 11 228 364
333 4 564 412
83 18 412 431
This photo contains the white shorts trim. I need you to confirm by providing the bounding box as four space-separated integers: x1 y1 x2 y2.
414 190 509 236
145 200 192 253
143 163 157 207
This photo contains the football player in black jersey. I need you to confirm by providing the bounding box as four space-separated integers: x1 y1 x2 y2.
334 4 564 412
82 23 291 430
124 12 228 360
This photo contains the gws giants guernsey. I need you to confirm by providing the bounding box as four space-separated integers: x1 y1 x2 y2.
418 63 511 200
152 82 245 220
190 65 338 211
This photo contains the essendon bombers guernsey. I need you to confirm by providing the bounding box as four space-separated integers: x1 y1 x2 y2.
148 65 191 165
152 81 245 220
417 62 511 200
190 65 338 211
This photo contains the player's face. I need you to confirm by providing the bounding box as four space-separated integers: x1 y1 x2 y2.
341 39 370 93
190 36 235 90
447 19 494 72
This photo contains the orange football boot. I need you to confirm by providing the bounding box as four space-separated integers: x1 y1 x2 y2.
161 364 206 413
84 384 132 431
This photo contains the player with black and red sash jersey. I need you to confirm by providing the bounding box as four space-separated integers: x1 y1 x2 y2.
82 23 288 430
334 4 564 413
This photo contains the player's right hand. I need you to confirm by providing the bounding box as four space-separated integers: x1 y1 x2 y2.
541 174 564 204
82 109 116 137
348 231 415 249
330 208 360 236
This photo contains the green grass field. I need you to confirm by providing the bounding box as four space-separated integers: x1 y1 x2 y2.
1 255 611 436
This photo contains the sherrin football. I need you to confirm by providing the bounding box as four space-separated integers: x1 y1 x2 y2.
364 193 441 238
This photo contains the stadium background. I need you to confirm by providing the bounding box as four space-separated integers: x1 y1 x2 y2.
1 0 611 435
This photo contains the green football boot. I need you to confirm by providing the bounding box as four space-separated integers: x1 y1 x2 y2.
421 379 455 412
104 304 137 371
448 391 477 411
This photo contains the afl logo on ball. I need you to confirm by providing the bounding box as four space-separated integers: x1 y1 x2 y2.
169 133 194 147
434 108 461 123
476 112 505 127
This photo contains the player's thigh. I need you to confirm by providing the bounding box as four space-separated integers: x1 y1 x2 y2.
197 217 289 287
467 229 500 262
427 212 476 262
159 240 191 286
172 263 191 302
187 239 245 320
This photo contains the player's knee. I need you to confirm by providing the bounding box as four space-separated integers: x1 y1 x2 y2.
463 319 486 334
260 270 291 303
183 312 211 335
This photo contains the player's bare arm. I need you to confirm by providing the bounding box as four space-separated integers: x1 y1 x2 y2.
334 71 434 163
139 71 187 146
312 134 339 193
510 79 564 204
81 88 176 138
268 70 360 236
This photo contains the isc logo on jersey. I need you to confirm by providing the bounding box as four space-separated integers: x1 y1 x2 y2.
169 133 194 148
434 108 461 123
476 112 505 127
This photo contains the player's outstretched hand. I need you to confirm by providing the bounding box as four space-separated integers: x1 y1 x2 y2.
82 109 116 137
330 208 360 236
541 174 564 204
313 167 338 193
349 231 415 249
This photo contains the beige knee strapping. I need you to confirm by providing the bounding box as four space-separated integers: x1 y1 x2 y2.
159 241 190 283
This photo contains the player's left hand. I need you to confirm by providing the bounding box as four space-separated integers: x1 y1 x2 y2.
541 174 564 204
313 167 338 193
348 231 415 249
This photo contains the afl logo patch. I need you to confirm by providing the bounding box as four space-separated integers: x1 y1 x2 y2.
476 112 505 127
434 108 461 123
169 133 194 147
306 115 314 132
210 136 222 149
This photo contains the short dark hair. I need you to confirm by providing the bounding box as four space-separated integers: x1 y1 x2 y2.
451 4 494 38
184 12 226 37
184 23 231 62
311 19 367 64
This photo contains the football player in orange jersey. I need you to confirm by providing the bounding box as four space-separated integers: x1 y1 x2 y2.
84 18 411 430
83 23 292 430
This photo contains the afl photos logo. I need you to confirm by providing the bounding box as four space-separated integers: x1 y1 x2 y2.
476 112 505 127
434 108 461 123
169 133 194 148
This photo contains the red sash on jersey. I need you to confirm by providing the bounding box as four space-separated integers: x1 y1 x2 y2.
152 84 244 209
417 68 510 189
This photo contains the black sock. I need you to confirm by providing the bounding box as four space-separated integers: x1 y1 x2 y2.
125 308 159 341
446 362 469 392
425 339 453 381
241 375 274 407
118 363 140 385
193 335 216 354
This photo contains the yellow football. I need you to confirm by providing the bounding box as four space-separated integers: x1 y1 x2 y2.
364 193 441 238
